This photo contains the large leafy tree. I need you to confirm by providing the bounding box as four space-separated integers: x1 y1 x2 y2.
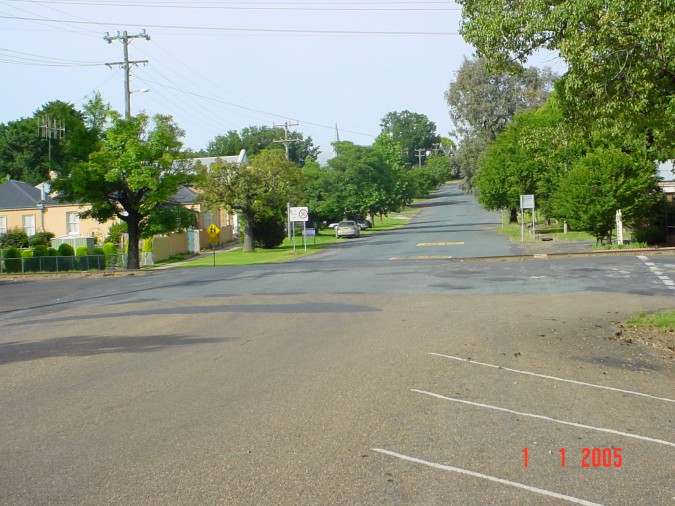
51 112 194 269
474 98 571 219
0 100 98 185
379 111 440 167
552 148 662 243
457 0 675 157
445 57 557 187
196 149 302 252
206 126 319 167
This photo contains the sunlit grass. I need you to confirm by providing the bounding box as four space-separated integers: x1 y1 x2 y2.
626 310 675 332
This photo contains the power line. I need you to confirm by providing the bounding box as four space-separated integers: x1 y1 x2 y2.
0 16 460 36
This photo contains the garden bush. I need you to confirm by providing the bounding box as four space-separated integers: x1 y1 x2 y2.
1 228 29 248
33 245 49 256
21 249 41 272
76 246 90 256
57 243 75 270
2 247 22 273
28 232 55 247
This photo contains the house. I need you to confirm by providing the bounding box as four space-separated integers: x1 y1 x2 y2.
0 179 112 242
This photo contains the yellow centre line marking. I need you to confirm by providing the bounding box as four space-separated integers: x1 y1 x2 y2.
417 241 464 247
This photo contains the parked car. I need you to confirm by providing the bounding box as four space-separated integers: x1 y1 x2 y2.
355 219 371 230
335 220 360 238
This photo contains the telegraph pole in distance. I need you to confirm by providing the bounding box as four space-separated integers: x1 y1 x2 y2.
273 121 300 160
415 148 427 168
104 30 150 118
38 117 65 175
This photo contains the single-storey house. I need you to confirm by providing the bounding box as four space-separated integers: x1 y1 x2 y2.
0 179 113 242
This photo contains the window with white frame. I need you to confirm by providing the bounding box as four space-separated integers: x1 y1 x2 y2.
66 212 80 235
203 210 213 228
0 216 6 235
22 214 35 236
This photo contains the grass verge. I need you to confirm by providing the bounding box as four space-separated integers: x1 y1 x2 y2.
174 207 419 268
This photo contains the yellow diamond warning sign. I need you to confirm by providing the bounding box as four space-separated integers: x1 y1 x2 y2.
207 224 220 242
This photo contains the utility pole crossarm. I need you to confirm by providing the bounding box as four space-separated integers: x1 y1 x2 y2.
103 30 150 118
273 121 301 161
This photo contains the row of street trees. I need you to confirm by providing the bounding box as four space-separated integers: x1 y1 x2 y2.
1 97 452 265
446 0 674 243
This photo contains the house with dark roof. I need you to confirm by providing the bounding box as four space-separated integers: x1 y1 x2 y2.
0 179 113 242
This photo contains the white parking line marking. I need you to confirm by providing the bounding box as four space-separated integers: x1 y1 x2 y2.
429 353 675 403
412 389 675 448
373 448 604 506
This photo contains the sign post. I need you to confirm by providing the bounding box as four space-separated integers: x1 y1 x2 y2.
519 195 535 242
289 206 309 252
206 224 220 266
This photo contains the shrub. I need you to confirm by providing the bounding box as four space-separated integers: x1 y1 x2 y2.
1 228 29 248
33 245 49 256
92 247 105 255
47 248 57 256
57 243 75 256
21 249 41 272
103 242 118 255
2 247 22 273
28 231 55 247
76 245 90 256
252 212 286 249
105 222 127 245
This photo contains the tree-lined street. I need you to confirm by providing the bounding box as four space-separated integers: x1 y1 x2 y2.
1 186 673 505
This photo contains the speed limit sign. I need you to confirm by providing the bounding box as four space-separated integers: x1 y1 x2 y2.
290 206 309 222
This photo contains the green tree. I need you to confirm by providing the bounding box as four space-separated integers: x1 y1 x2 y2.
196 149 302 252
379 111 440 167
474 99 568 219
50 112 194 269
552 148 662 243
206 126 319 167
458 0 675 156
445 57 557 187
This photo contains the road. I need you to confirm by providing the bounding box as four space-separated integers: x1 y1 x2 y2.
0 185 673 505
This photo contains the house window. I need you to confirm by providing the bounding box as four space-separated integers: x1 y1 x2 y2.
66 212 80 235
203 211 213 228
22 214 36 236
0 216 6 235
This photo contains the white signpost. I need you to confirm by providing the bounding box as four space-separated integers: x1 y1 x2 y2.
520 194 535 242
289 206 309 252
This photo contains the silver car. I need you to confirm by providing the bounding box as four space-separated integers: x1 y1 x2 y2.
335 220 360 238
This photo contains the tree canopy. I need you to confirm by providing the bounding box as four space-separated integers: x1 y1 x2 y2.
51 112 195 269
196 149 302 252
458 0 675 157
206 125 319 167
379 111 440 167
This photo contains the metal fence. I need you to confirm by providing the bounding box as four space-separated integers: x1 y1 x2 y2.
0 253 128 274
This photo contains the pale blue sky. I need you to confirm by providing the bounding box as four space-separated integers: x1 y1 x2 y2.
1 1 564 162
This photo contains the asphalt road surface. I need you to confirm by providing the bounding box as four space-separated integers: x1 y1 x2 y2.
1 185 673 505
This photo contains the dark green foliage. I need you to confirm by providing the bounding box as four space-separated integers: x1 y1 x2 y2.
251 211 286 249
2 247 22 273
379 111 440 167
47 248 57 256
28 231 55 247
1 228 29 248
57 243 75 256
33 245 49 256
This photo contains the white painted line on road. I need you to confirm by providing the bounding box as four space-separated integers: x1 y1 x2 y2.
637 255 675 293
372 448 603 506
412 389 675 448
429 353 675 403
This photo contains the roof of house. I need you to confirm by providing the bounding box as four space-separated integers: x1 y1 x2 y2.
0 179 59 211
171 186 199 205
191 149 248 168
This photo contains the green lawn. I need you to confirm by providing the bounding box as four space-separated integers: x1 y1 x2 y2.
497 219 595 243
626 310 675 331
173 208 419 267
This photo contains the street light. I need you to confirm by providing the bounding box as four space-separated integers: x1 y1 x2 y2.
128 88 150 117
